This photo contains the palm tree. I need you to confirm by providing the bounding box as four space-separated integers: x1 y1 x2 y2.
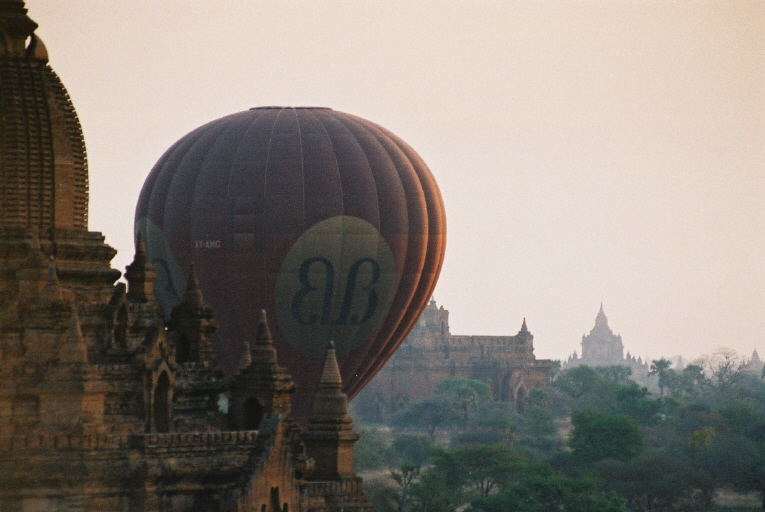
649 358 672 397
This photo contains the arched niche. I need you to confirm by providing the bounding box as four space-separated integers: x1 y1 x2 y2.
243 397 263 430
175 334 192 363
515 386 527 414
153 371 171 433
500 374 512 402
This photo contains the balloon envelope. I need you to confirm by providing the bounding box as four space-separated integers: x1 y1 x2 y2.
135 107 446 420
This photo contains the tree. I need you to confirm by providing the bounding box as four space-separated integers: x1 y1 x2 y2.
669 403 722 440
468 463 628 512
388 434 432 467
595 365 633 384
524 406 556 437
387 465 420 512
366 484 400 512
392 396 460 440
525 388 551 409
515 405 562 459
661 368 686 396
436 377 491 427
409 465 463 512
354 427 390 471
428 444 523 498
688 426 716 450
719 403 759 434
596 455 714 511
555 366 602 398
681 364 707 394
727 442 765 511
435 377 491 401
704 428 765 510
554 365 631 413
699 348 745 391
613 384 660 424
569 409 643 463
649 358 672 397
527 386 571 418
460 401 521 446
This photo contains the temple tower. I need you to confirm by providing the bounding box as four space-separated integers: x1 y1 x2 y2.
301 342 373 512
0 1 119 302
303 342 359 480
229 310 295 430
0 0 87 230
579 303 625 365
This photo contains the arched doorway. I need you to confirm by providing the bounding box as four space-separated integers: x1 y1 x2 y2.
270 487 280 512
176 334 192 363
500 374 512 402
243 397 263 429
153 372 170 433
515 386 527 414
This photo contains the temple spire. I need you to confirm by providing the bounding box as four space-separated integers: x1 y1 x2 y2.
229 310 295 427
251 309 277 364
0 1 47 61
238 310 279 370
238 339 252 370
168 263 218 365
0 0 38 48
182 264 204 308
595 303 608 327
519 317 529 335
169 264 210 317
319 341 343 389
303 341 359 481
0 0 85 231
125 234 156 302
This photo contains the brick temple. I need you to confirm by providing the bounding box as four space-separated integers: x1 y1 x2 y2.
358 300 557 421
0 2 372 510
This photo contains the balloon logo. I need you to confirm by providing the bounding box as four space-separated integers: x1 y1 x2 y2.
276 216 397 357
135 107 446 420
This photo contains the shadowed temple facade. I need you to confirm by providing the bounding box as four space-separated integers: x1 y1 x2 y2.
358 300 557 421
0 2 372 511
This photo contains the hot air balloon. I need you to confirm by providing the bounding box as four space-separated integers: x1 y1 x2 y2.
135 107 445 419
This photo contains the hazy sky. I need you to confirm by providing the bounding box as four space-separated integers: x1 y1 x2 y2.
30 1 764 361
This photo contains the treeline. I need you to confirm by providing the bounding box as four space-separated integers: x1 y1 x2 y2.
352 359 765 512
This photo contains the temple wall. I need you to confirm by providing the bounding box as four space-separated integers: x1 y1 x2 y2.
356 302 557 422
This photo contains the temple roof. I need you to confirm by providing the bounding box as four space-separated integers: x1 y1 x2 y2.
518 317 529 335
0 0 88 230
595 302 608 327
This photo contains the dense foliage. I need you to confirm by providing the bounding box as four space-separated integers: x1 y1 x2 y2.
354 359 765 512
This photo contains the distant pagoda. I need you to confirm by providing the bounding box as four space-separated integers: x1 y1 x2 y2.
564 304 648 376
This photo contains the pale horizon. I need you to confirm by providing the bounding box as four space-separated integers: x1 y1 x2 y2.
30 0 765 364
